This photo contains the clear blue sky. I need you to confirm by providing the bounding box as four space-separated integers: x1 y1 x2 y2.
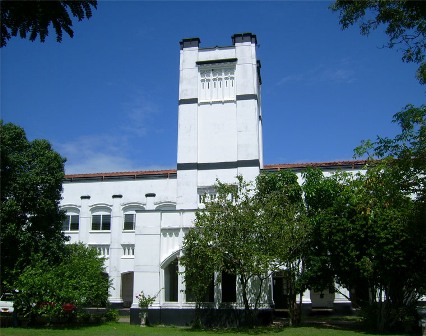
2 1 424 174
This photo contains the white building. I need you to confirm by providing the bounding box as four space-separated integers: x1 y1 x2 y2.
61 33 359 325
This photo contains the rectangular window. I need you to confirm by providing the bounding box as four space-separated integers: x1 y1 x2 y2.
222 271 236 303
198 186 217 206
62 214 79 231
91 214 111 231
199 67 235 102
186 274 214 303
123 214 135 231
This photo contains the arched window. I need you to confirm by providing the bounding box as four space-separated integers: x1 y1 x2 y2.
62 206 80 231
164 259 179 302
92 214 111 231
63 213 79 231
91 206 112 231
155 203 176 211
123 213 135 231
122 204 144 231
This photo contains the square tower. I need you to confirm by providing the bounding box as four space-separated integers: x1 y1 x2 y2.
177 33 263 209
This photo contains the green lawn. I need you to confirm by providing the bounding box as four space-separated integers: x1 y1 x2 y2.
0 321 416 336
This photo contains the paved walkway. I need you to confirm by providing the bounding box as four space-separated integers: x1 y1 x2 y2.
118 316 130 323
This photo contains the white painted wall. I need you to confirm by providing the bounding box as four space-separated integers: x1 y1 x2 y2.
60 34 358 315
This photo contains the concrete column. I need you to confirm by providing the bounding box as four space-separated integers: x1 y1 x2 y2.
301 289 312 304
79 195 91 243
130 211 161 324
109 194 123 306
145 193 156 210
178 217 184 305
301 289 312 314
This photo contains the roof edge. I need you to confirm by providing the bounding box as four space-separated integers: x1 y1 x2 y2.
63 160 369 181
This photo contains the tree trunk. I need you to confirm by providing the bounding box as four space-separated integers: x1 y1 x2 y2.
240 277 254 325
287 294 301 326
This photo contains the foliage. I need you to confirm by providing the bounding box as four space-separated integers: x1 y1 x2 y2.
181 176 269 325
353 104 426 331
256 170 309 326
0 121 67 289
301 168 343 295
302 107 426 331
181 172 307 326
104 308 119 322
14 243 111 323
1 0 97 47
136 290 159 309
331 0 426 84
354 104 426 198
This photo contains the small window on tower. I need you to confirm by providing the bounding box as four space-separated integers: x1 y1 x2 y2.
199 67 235 103
197 186 217 206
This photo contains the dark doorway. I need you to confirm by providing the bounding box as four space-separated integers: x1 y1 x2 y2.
222 271 236 303
273 271 289 310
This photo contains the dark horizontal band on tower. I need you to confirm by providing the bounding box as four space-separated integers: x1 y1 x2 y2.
178 98 198 105
236 94 258 101
177 159 260 171
178 94 258 105
196 58 237 65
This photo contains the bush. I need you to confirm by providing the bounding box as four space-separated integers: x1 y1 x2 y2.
104 308 119 322
14 243 111 324
360 302 418 332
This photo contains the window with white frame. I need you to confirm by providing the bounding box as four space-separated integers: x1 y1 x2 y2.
62 214 79 231
91 214 111 231
122 205 144 231
122 244 135 257
123 213 135 231
199 67 235 102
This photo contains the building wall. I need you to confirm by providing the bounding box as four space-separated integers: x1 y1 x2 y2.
60 34 353 324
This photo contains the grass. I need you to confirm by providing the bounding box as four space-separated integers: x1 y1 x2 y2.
0 320 417 336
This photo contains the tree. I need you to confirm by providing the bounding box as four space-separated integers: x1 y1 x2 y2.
181 171 308 326
355 104 426 198
301 168 344 298
303 167 425 331
1 0 97 48
331 0 426 84
181 177 271 326
14 243 111 324
353 104 426 330
0 121 67 289
256 170 309 326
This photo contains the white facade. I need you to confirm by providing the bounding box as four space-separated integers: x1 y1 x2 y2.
61 34 357 324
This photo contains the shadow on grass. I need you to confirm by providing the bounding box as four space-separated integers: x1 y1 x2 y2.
183 316 417 336
186 326 290 335
301 316 417 336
